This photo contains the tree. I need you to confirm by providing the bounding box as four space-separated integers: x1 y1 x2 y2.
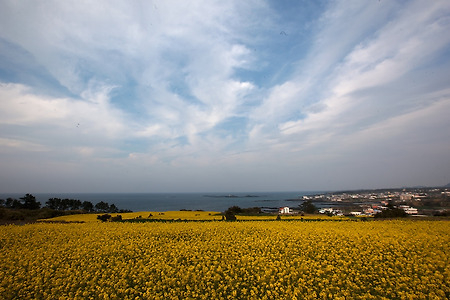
95 201 110 212
82 201 94 212
64 199 82 210
108 204 119 213
225 206 242 215
46 198 61 210
386 200 395 209
5 198 14 208
224 206 241 221
20 194 40 210
299 200 317 214
10 199 22 209
224 211 237 221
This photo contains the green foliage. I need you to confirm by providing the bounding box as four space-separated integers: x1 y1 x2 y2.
20 194 41 210
46 198 82 210
110 215 122 222
97 214 112 222
299 200 317 214
223 205 264 221
433 210 450 217
0 193 128 224
109 204 119 213
224 212 237 221
95 201 110 213
225 206 262 215
82 201 94 212
0 207 69 224
374 208 408 218
10 199 22 209
1 195 40 210
241 207 262 214
225 206 242 214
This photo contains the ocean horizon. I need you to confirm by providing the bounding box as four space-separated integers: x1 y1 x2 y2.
0 191 324 212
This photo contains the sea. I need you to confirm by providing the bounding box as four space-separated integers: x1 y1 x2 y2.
0 192 324 212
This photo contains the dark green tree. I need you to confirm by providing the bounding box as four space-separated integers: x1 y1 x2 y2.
225 206 242 215
386 200 395 209
82 201 94 212
108 204 119 213
20 194 40 210
64 199 82 210
5 198 14 208
46 198 61 210
224 211 237 221
6 198 22 209
95 201 110 212
299 200 317 214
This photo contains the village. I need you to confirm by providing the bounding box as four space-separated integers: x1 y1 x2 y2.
278 187 450 217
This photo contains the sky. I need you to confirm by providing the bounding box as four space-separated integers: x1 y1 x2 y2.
0 0 450 193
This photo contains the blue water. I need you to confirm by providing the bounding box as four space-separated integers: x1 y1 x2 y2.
0 192 322 212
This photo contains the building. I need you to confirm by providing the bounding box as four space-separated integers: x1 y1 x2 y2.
399 205 418 215
279 206 292 214
319 208 343 216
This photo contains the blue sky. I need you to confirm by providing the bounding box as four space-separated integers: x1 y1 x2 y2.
1 0 450 193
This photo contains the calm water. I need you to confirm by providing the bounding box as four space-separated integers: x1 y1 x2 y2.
0 192 322 212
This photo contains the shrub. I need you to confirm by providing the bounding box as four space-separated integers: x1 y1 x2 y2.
374 208 408 218
224 212 237 221
97 214 111 222
110 215 122 222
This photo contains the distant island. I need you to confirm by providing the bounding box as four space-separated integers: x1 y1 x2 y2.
203 194 260 198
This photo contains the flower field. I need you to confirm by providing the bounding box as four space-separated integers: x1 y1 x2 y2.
1 220 449 299
39 210 345 222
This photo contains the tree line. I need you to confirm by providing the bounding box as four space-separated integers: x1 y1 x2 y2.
0 194 130 213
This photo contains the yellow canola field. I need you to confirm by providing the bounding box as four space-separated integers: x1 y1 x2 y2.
40 211 225 223
40 211 345 222
1 220 449 299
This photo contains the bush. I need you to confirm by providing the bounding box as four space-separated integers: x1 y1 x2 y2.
374 208 408 218
225 206 242 215
224 212 237 221
110 215 122 222
433 210 450 217
97 214 112 222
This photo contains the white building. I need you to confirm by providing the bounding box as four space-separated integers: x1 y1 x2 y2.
350 211 362 216
399 205 418 215
319 208 343 216
279 206 292 214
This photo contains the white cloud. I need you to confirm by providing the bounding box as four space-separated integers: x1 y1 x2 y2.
0 82 126 153
0 137 48 152
331 0 450 97
259 0 450 145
